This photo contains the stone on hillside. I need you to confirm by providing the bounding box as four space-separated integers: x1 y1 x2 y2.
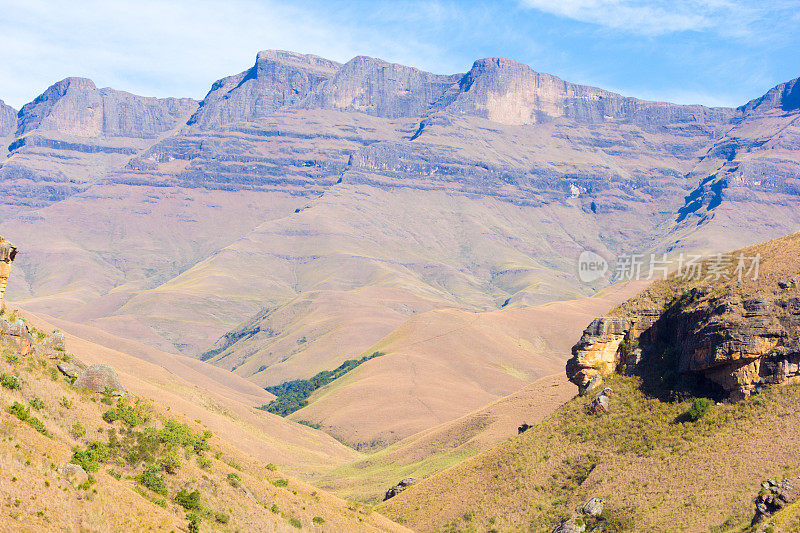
57 360 86 379
63 463 88 484
43 331 66 352
0 317 34 356
551 515 586 533
73 364 123 393
753 477 800 524
587 388 612 415
383 478 417 501
582 497 604 516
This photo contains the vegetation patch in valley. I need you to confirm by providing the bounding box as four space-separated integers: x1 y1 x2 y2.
260 351 385 416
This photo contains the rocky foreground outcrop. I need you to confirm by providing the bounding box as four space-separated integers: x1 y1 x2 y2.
0 237 17 310
567 234 800 401
0 99 16 137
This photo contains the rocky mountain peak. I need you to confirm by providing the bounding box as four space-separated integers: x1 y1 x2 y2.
187 50 340 129
306 55 462 118
739 77 800 114
0 99 16 137
16 77 195 138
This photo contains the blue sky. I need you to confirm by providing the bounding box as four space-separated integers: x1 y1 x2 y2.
0 0 798 109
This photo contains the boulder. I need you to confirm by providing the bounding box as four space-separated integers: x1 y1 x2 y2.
63 463 88 484
43 331 66 353
0 318 34 355
582 497 604 516
753 477 800 525
57 360 85 379
383 478 417 501
551 515 586 533
518 422 532 434
587 388 613 415
73 364 123 393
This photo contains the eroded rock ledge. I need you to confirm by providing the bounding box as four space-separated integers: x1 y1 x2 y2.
567 264 800 401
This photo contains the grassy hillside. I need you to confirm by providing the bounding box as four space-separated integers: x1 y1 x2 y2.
0 309 408 531
379 373 800 531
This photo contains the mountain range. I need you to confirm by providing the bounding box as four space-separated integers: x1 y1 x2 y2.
2 50 800 450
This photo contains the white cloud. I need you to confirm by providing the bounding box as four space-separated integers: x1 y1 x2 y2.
518 0 775 37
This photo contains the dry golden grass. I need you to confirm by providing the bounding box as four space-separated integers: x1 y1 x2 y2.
0 308 411 531
379 373 800 532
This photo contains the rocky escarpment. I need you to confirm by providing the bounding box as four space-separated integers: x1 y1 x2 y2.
16 77 196 138
567 233 800 401
187 50 340 129
0 99 16 137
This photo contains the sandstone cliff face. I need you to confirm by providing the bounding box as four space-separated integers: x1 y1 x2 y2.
435 58 733 130
0 237 17 310
16 77 196 138
567 233 800 400
307 56 461 118
187 50 340 129
0 99 16 137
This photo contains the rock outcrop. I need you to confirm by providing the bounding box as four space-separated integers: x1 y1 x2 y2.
0 237 17 310
383 478 416 501
73 364 123 393
567 234 800 401
753 478 800 526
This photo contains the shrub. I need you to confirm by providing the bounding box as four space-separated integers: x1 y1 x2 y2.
102 398 149 426
5 353 20 365
137 466 168 496
265 463 277 471
187 512 202 533
174 488 201 510
273 478 289 487
7 401 51 437
226 472 241 487
71 441 109 472
686 398 715 422
215 511 230 524
289 517 302 528
0 373 21 390
29 397 45 410
59 397 72 409
70 422 86 439
313 516 325 524
160 449 182 474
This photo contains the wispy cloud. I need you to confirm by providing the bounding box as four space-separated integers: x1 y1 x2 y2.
518 0 790 37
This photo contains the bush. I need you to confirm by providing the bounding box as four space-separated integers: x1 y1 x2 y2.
7 402 51 437
0 373 21 390
70 422 86 439
685 398 715 422
137 465 168 496
215 511 230 524
102 398 149 426
71 441 109 472
29 397 45 410
187 512 201 533
174 488 201 510
159 449 182 474
226 472 241 487
289 517 302 528
313 516 325 524
273 478 289 487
